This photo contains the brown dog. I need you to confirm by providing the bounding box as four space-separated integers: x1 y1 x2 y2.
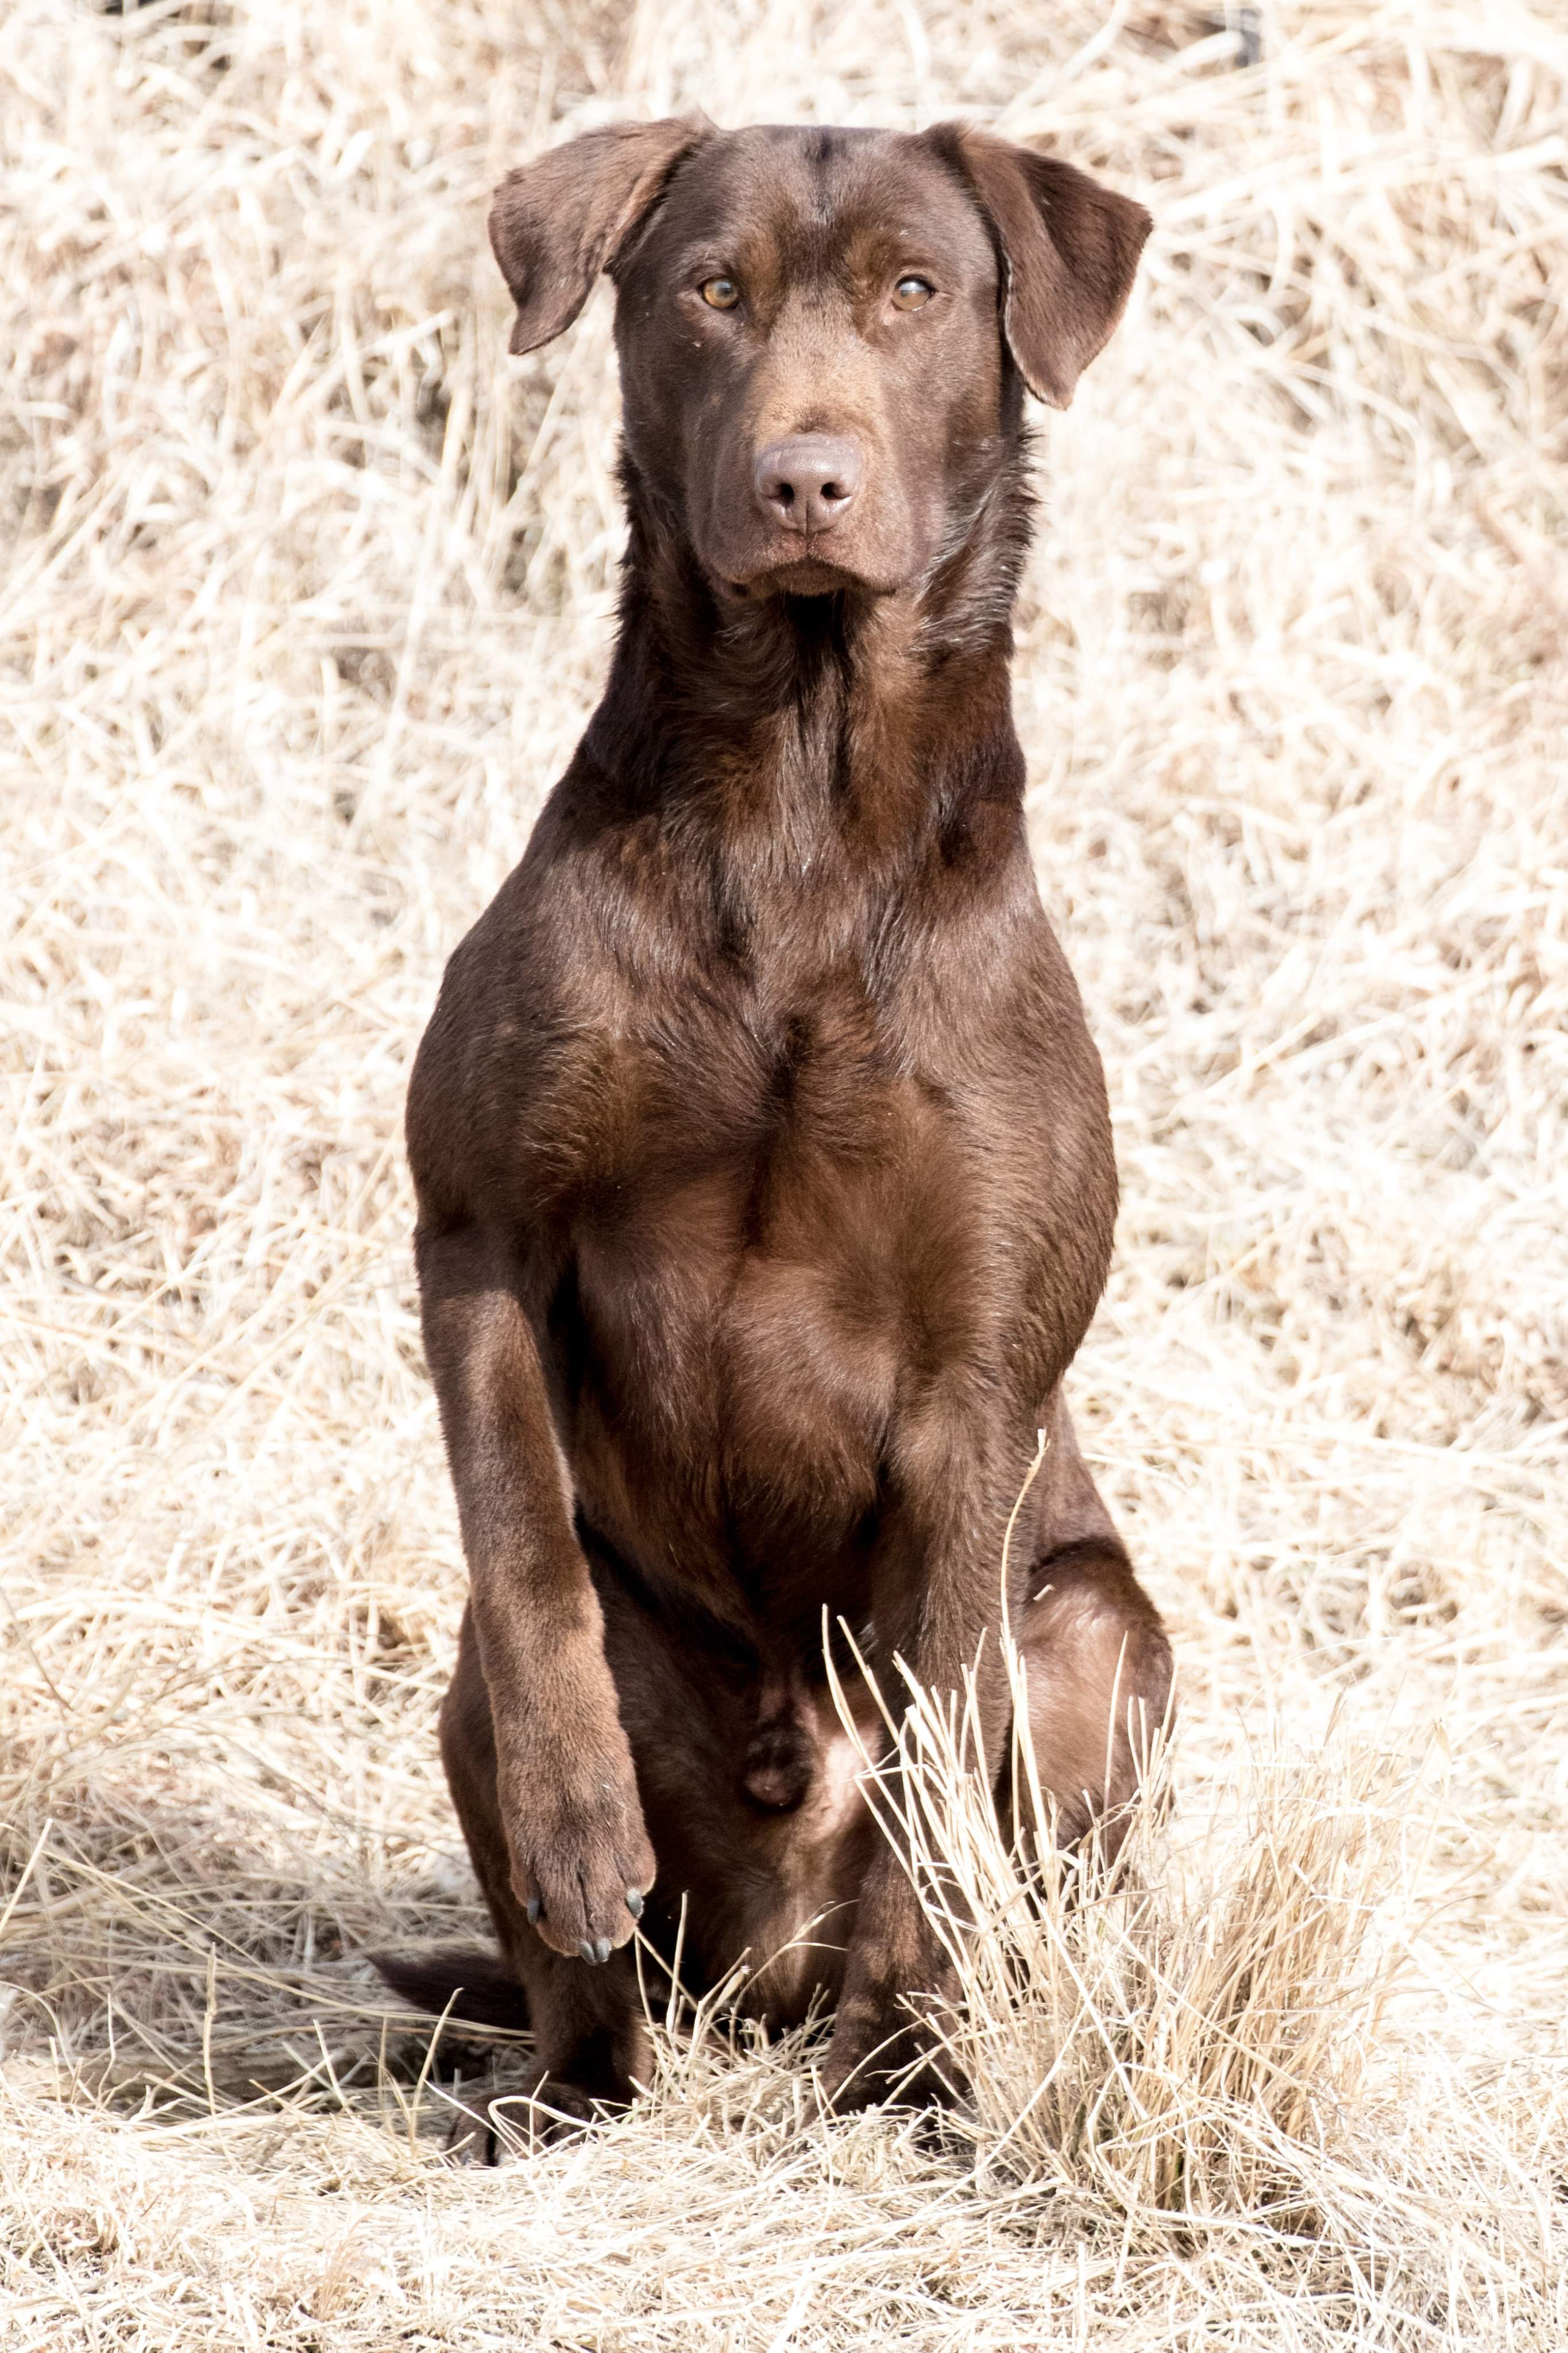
375 117 1172 2136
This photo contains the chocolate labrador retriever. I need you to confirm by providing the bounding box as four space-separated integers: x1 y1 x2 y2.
375 115 1172 2135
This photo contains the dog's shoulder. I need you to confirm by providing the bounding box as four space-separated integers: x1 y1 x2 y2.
404 767 682 1218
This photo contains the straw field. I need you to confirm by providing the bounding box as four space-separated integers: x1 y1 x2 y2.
3 0 1566 2343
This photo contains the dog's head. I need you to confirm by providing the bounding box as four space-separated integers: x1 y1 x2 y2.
490 119 1150 601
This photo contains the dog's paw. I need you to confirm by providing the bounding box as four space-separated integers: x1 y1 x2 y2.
499 1741 655 1962
445 2072 601 2163
816 2012 965 2116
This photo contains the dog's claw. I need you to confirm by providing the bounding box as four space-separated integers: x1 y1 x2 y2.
526 1896 542 1926
625 1888 644 1920
594 1935 612 1964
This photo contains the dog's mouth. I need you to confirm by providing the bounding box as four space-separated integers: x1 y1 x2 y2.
728 553 852 599
723 545 915 601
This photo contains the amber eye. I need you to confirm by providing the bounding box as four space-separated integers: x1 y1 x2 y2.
700 276 740 310
892 275 934 310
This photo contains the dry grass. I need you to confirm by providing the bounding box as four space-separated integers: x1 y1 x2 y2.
3 0 1567 2342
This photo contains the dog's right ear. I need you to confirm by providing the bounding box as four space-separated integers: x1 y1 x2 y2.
489 118 711 356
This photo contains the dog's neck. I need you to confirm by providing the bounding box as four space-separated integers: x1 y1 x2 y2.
582 440 1036 862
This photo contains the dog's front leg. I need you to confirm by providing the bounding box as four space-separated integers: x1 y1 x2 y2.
819 1429 1020 2111
417 1222 655 1964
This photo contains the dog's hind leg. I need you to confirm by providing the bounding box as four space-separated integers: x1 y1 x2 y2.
1007 1392 1173 1858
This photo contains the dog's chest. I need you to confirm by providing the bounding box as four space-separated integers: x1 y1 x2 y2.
561 995 999 1575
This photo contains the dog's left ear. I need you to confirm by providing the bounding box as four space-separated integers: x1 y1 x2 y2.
490 117 712 356
936 126 1152 408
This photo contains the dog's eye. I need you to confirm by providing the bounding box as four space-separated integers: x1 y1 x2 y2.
700 277 740 310
891 276 934 310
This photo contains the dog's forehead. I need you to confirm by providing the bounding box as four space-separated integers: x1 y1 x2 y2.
653 125 994 272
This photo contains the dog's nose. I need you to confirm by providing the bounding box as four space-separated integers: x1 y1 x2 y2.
753 435 862 534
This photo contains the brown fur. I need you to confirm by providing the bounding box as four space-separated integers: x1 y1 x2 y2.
374 116 1171 2140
